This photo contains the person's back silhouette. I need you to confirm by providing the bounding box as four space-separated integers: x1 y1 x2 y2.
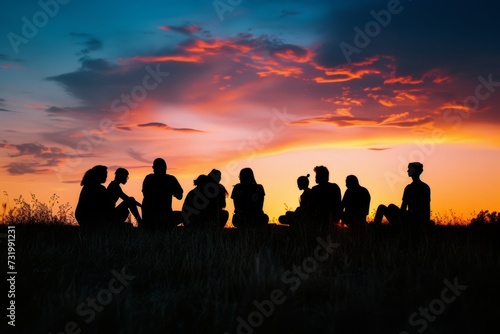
231 168 269 228
141 158 183 229
309 166 342 228
341 175 370 227
279 174 312 226
107 168 142 226
75 165 115 227
182 174 214 228
374 162 432 227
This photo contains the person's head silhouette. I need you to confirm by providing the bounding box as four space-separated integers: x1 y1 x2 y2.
81 165 107 186
345 175 359 189
314 166 329 184
239 168 256 185
297 174 310 190
407 162 423 179
193 174 209 188
153 158 167 174
209 169 222 183
115 167 129 184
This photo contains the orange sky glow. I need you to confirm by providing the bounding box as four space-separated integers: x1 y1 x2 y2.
1 1 499 226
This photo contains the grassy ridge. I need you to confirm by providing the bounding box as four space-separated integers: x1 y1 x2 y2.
1 223 499 334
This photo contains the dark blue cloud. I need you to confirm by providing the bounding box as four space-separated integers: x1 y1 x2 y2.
314 0 500 78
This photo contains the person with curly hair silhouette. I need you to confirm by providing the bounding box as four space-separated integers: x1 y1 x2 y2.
75 165 115 227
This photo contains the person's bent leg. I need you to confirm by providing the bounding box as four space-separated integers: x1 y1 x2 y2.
126 197 142 225
374 205 388 224
115 202 130 224
386 204 402 226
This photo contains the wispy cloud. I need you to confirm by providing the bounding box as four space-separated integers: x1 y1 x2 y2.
127 148 152 164
292 112 435 129
0 143 70 175
137 122 204 133
159 24 202 35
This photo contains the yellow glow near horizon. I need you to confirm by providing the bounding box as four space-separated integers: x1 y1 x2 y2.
2 143 499 226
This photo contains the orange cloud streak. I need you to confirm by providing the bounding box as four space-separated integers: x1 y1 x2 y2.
128 55 202 63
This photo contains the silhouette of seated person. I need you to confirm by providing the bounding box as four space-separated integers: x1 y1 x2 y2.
207 169 229 228
107 168 143 226
374 162 432 227
141 158 183 229
231 168 269 228
341 175 371 227
279 174 312 226
309 166 342 228
75 165 116 227
182 174 215 228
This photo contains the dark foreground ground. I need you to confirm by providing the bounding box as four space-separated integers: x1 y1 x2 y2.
1 223 499 334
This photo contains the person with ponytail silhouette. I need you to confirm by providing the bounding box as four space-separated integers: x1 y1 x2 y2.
231 168 269 228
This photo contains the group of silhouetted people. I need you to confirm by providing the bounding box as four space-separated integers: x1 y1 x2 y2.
279 162 432 228
75 158 267 229
75 158 433 229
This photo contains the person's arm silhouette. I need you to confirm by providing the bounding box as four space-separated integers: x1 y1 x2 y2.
171 177 183 200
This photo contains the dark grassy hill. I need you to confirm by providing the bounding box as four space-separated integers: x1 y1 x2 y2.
1 223 499 334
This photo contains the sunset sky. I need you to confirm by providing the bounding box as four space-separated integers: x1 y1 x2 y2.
1 0 499 225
